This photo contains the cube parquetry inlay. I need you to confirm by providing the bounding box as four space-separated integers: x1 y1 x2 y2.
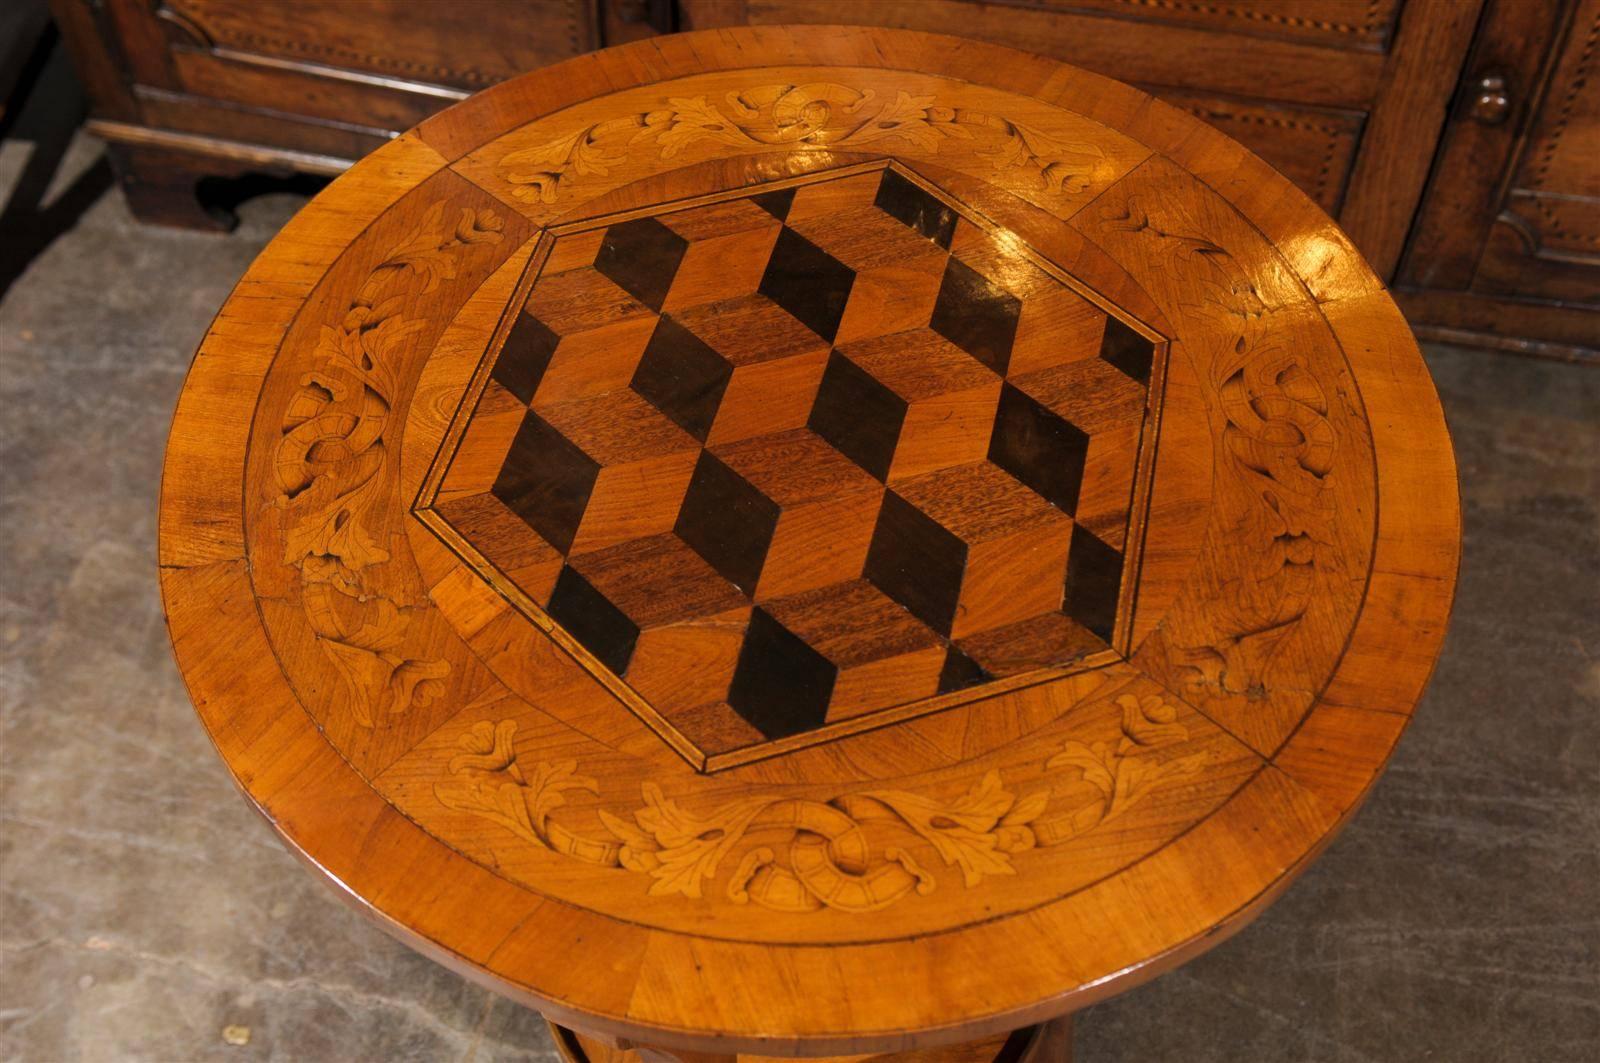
417 161 1169 771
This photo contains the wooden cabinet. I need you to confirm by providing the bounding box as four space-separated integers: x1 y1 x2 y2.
1396 0 1600 357
51 0 1598 356
49 0 670 227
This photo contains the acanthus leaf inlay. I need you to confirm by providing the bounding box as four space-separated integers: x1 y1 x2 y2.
496 84 1105 205
1100 194 1353 708
434 694 1207 913
273 203 504 726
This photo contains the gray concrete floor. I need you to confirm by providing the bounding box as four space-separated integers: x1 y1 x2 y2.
1 134 1596 1062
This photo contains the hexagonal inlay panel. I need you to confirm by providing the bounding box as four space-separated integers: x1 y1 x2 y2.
417 161 1169 771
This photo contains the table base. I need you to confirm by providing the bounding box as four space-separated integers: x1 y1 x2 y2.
546 1016 1073 1063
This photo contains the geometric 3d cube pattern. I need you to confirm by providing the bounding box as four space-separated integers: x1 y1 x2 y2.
425 162 1165 764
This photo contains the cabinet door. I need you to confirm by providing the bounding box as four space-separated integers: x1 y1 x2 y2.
681 0 1481 277
1398 0 1600 357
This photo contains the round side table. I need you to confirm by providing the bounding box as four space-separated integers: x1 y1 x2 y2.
159 26 1460 1062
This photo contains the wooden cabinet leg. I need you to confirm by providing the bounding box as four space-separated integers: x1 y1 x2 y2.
103 142 329 232
106 142 239 231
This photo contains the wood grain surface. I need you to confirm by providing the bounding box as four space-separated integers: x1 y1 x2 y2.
158 25 1459 1061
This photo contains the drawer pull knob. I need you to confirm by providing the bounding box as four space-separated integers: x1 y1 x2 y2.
1469 73 1512 125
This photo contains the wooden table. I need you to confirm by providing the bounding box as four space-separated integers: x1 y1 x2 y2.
158 26 1460 1062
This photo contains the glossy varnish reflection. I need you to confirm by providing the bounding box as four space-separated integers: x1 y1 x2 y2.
159 27 1459 1063
418 162 1164 768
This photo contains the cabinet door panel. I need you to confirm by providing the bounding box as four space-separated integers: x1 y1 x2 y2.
1484 0 1600 300
1399 0 1600 356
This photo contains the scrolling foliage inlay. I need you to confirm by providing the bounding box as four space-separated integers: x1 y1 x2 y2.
497 83 1105 206
435 695 1206 913
1106 198 1341 696
273 203 504 726
1076 177 1374 753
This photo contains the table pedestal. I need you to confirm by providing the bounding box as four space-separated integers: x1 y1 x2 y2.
547 1016 1073 1063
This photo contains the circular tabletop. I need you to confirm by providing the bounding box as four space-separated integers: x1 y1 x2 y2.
159 25 1460 1058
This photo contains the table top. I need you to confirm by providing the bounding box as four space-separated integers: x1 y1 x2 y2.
159 25 1460 1058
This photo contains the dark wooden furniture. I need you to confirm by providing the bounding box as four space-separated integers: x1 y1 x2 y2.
158 26 1460 1062
52 0 1598 357
48 0 668 228
1394 0 1600 357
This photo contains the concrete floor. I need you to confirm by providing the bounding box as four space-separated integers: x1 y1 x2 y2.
1 135 1596 1062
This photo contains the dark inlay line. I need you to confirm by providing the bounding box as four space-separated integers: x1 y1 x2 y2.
674 451 780 597
491 410 599 554
1063 525 1123 643
874 168 957 248
727 608 836 740
491 310 559 405
929 256 1021 376
1099 315 1155 386
594 216 688 312
863 491 968 636
807 351 908 482
630 316 732 442
546 564 640 676
988 383 1091 514
757 226 856 343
